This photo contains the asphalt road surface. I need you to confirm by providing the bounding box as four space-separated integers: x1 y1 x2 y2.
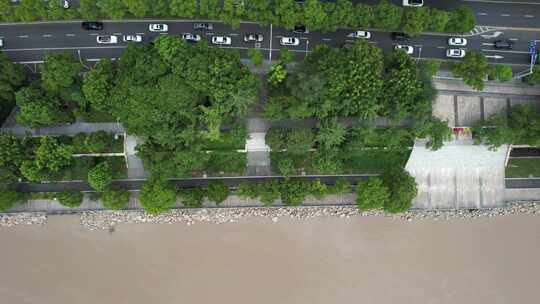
0 19 537 68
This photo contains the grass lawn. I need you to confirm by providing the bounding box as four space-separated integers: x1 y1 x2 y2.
270 149 410 175
506 158 540 178
201 129 246 151
205 151 247 176
79 109 117 123
57 156 127 181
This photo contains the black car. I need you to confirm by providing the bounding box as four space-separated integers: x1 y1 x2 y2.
81 21 104 30
494 39 513 49
391 32 410 42
293 24 309 34
193 23 213 30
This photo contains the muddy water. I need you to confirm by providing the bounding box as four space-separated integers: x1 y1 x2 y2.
1 215 539 304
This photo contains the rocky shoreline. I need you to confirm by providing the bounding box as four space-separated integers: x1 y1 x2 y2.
1 202 540 229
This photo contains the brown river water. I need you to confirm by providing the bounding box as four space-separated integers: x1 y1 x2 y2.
1 215 539 304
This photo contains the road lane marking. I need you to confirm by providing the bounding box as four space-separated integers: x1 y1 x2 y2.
18 35 28 38
478 12 488 15
437 46 446 49
525 15 535 18
482 49 530 54
482 42 495 45
66 34 75 37
501 14 511 17
229 33 240 36
463 0 540 4
509 38 519 41
113 33 122 35
88 33 98 36
136 33 145 35
322 38 331 41
269 23 273 61
42 34 52 37
1 46 128 52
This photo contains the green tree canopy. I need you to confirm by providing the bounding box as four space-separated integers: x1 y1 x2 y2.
15 85 72 127
446 5 476 33
41 53 82 93
34 136 74 173
79 0 101 20
316 118 347 150
451 51 489 91
82 59 114 112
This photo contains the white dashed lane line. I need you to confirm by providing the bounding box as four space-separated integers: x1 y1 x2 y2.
66 34 75 37
501 14 511 17
18 35 28 38
42 34 52 37
437 46 446 49
525 15 535 18
478 12 488 15
482 49 530 54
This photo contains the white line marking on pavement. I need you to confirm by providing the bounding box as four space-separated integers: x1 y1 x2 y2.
229 33 240 36
159 32 168 35
136 32 145 35
501 14 511 17
269 23 273 61
322 38 331 41
525 15 535 18
66 34 75 37
42 34 52 37
414 44 423 47
18 35 28 38
482 42 495 45
463 0 540 4
113 33 122 35
509 38 519 41
437 46 446 49
89 33 98 36
1 46 128 52
482 48 530 54
478 12 488 15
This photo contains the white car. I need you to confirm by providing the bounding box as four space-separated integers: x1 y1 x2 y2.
280 37 300 46
448 37 467 46
63 0 69 8
212 36 231 45
149 24 168 32
348 30 371 39
403 0 423 6
446 48 466 58
0 38 3 48
96 35 118 44
123 34 142 42
181 33 201 42
395 44 414 55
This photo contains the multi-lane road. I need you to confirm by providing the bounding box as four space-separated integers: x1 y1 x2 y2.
1 0 540 68
0 19 537 68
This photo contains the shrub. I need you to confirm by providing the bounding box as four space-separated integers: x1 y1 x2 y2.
178 188 205 208
383 168 417 213
329 178 351 194
0 189 23 212
279 48 295 65
309 179 328 200
260 180 281 207
84 131 111 153
236 182 260 199
277 156 295 177
287 128 315 155
101 189 129 210
280 180 310 206
248 48 264 67
87 162 112 191
140 178 176 214
356 177 390 210
266 128 286 151
206 182 230 205
57 190 83 207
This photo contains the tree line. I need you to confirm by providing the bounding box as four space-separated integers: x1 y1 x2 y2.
0 0 475 35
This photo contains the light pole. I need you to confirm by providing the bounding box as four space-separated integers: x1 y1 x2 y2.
77 49 90 70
